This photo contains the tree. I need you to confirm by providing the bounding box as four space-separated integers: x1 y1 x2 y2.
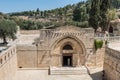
100 0 111 31
89 0 112 31
89 0 101 31
73 7 81 21
36 8 40 13
73 2 88 22
0 19 17 44
106 9 116 31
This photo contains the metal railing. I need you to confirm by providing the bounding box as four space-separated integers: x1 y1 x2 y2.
95 36 120 42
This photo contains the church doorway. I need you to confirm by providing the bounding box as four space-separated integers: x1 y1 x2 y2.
62 44 73 67
62 54 72 67
109 26 113 33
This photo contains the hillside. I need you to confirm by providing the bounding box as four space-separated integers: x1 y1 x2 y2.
9 1 88 21
1 0 120 30
6 1 90 30
9 0 120 21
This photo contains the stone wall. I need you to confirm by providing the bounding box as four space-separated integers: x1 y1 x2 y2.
104 46 120 80
0 45 17 80
20 30 39 35
17 26 105 68
17 45 51 68
86 47 105 67
17 44 105 68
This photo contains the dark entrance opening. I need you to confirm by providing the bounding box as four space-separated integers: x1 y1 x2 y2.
62 55 72 67
109 26 113 33
62 44 73 67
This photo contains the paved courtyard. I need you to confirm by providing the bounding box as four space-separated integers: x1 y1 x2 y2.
15 68 103 80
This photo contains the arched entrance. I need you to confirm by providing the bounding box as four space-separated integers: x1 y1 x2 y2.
62 44 73 67
51 36 86 67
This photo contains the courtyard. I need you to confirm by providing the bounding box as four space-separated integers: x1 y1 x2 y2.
15 67 103 80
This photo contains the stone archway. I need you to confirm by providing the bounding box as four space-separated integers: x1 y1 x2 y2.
50 36 86 67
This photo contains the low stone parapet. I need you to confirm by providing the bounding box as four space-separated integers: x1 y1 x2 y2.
104 42 120 80
0 40 17 80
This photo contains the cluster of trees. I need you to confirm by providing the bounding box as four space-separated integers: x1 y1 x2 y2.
9 1 89 22
10 4 75 21
73 1 90 22
8 1 89 29
8 0 120 31
11 17 89 30
0 0 119 33
89 0 117 32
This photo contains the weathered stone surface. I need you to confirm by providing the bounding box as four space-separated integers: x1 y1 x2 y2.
104 42 120 80
17 26 104 68
0 26 106 80
0 45 17 80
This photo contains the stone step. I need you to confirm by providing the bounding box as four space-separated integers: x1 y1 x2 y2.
50 66 88 75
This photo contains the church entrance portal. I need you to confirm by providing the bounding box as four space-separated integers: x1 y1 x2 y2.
51 36 86 67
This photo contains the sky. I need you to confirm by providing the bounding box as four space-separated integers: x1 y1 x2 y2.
0 0 85 13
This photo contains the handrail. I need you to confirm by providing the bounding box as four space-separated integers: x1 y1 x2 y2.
95 36 120 42
0 39 18 67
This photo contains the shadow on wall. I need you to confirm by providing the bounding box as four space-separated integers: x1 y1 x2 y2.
90 71 103 80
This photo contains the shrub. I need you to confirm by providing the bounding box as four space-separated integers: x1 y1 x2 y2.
94 39 103 51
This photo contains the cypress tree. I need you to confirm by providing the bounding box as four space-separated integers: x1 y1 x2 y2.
100 0 111 31
89 0 101 31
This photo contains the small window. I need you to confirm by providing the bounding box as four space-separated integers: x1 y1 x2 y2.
63 44 73 50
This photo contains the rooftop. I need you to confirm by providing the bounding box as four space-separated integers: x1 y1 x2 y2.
17 34 39 45
108 41 120 51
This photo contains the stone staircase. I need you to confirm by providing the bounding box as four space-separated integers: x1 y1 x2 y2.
50 66 88 75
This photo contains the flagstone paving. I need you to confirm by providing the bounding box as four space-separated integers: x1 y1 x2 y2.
15 67 103 80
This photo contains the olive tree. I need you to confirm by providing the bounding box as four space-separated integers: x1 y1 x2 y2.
0 19 17 44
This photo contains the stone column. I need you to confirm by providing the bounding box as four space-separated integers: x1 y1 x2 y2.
77 52 80 67
77 50 81 67
59 54 62 67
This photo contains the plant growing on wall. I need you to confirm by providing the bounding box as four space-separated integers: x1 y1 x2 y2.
94 39 103 51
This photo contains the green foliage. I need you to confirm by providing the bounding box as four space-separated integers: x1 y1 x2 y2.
9 16 89 30
8 1 90 30
89 0 112 31
73 7 81 21
6 0 119 30
94 39 103 51
0 19 17 44
111 0 120 9
9 1 89 22
100 0 111 31
107 9 117 20
89 0 101 31
73 3 89 22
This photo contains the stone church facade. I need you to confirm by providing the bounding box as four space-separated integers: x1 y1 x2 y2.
0 26 106 80
17 26 104 68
